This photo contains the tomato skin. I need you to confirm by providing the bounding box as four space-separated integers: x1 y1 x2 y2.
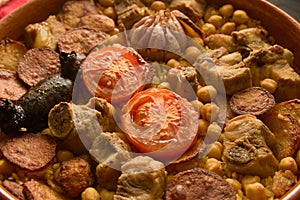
81 46 153 103
121 88 199 162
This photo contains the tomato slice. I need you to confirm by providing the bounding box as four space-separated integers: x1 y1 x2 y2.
121 88 199 162
81 46 153 102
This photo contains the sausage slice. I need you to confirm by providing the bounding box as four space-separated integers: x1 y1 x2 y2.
230 87 275 116
165 168 236 200
57 28 107 57
1 133 56 171
17 48 61 86
0 69 28 101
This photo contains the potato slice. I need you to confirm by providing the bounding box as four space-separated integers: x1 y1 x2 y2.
0 38 27 71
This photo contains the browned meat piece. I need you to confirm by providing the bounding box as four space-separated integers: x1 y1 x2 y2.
56 0 99 29
169 0 206 21
2 180 25 200
92 132 132 191
114 156 167 200
23 179 69 200
195 54 252 95
1 133 56 171
54 157 94 198
230 87 275 116
114 0 152 30
57 28 107 57
0 38 27 71
245 45 300 102
272 170 297 198
0 69 28 101
204 34 238 53
222 115 279 177
25 15 66 50
261 99 300 160
79 14 115 33
17 48 61 86
231 27 269 48
165 168 235 200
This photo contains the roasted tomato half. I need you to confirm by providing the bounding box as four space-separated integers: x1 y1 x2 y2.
81 45 153 102
121 88 199 162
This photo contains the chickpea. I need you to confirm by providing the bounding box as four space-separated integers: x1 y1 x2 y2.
226 178 242 192
150 1 166 12
283 48 294 65
167 58 180 68
103 7 117 20
157 82 171 90
279 157 298 173
201 23 216 36
99 189 114 200
192 37 204 47
184 46 202 63
0 159 15 175
236 24 248 31
81 187 100 200
219 4 234 17
207 141 223 160
204 158 223 175
207 15 223 29
98 0 114 7
220 22 236 35
197 85 217 103
232 10 249 24
200 103 220 121
295 150 300 166
56 150 74 163
190 99 204 113
245 182 267 200
260 78 278 93
241 175 260 191
204 7 219 22
198 119 209 137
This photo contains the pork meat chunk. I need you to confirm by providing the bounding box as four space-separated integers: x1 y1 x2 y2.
114 156 167 200
222 115 279 177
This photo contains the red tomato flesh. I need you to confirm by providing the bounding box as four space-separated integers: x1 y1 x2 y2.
121 88 199 162
81 46 153 102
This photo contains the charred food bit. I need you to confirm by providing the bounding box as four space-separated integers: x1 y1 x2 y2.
222 115 279 177
54 157 94 198
0 69 28 101
261 99 300 160
18 75 73 132
114 156 167 200
59 51 82 81
2 180 26 200
57 28 107 57
230 87 275 116
56 0 99 29
23 179 69 200
0 38 27 71
17 48 61 86
0 133 56 171
0 99 25 133
165 168 235 200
